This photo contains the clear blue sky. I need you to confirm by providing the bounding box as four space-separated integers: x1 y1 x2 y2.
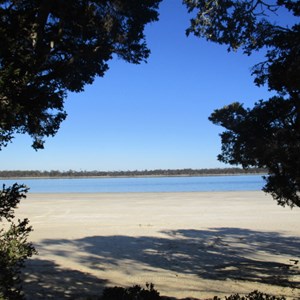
0 0 273 171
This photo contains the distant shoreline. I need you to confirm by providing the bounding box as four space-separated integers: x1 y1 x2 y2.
0 167 267 179
0 172 266 180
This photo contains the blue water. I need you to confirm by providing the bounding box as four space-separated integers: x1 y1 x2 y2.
0 175 265 193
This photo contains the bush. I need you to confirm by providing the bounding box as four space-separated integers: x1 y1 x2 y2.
100 283 161 300
99 285 286 300
213 290 286 300
0 184 36 300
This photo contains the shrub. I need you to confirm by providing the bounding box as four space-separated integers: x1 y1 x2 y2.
0 184 36 300
100 283 161 300
99 285 286 300
213 290 286 300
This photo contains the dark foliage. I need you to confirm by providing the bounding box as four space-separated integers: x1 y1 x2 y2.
0 184 28 220
214 290 286 300
0 1 157 299
0 184 36 300
99 285 286 300
0 0 161 149
100 283 160 300
184 0 300 207
209 97 300 207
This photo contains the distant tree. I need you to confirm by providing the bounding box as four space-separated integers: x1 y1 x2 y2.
184 0 300 207
0 0 161 149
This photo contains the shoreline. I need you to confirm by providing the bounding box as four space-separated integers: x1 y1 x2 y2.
25 190 267 196
0 173 266 180
17 191 300 299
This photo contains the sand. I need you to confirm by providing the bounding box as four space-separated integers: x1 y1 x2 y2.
15 191 300 299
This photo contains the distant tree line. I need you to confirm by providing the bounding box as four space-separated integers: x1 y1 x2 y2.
0 168 267 178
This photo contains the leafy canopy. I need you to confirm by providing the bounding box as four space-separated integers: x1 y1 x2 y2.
0 2 160 297
0 0 161 149
184 0 300 207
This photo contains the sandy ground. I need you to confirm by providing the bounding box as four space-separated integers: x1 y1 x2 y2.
15 191 300 299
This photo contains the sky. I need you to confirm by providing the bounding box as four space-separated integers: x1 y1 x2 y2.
0 0 275 171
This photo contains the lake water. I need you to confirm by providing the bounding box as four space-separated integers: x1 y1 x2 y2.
0 175 265 193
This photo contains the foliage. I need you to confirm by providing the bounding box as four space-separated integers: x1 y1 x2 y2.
0 184 36 300
209 97 300 207
184 0 300 207
100 283 160 300
0 2 161 298
97 285 286 300
0 2 159 299
0 0 161 150
214 290 286 300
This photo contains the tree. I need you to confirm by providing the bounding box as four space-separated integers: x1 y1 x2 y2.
183 0 300 207
0 1 161 297
0 0 161 150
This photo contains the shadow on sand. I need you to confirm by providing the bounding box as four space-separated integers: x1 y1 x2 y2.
23 227 300 299
22 259 107 299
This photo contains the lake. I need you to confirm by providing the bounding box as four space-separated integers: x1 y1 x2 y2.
0 175 265 193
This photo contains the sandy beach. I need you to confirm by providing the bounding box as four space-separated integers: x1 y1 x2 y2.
16 191 300 299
